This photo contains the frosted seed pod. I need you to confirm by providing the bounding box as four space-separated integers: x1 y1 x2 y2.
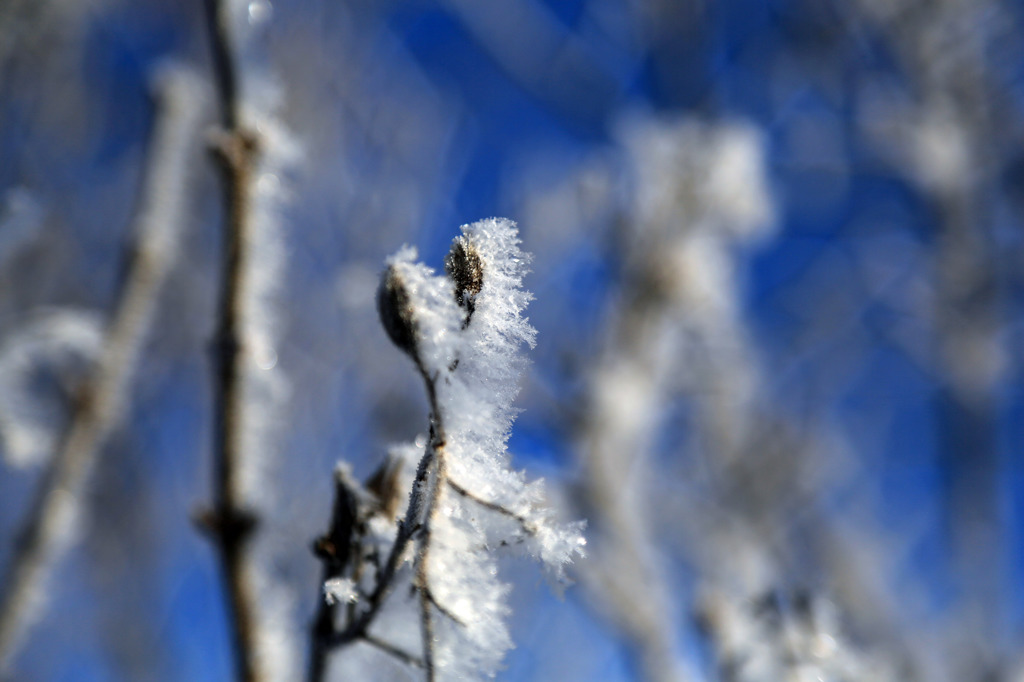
377 265 418 357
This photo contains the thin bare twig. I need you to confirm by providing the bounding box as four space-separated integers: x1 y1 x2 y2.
0 67 200 672
423 588 465 628
320 363 451 682
447 479 536 537
198 1 265 681
362 633 425 669
410 368 450 682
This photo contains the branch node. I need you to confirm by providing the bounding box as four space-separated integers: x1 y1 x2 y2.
194 506 259 546
209 127 261 171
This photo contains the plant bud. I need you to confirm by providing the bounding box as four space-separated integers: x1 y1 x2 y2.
444 235 484 309
377 265 418 357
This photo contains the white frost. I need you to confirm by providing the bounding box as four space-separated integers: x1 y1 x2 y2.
0 311 103 468
323 577 359 606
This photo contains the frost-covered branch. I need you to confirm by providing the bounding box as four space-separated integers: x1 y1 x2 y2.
308 459 406 680
362 633 424 669
199 0 299 679
311 218 585 681
844 2 1013 672
410 373 449 679
199 2 264 680
0 65 203 672
309 468 358 681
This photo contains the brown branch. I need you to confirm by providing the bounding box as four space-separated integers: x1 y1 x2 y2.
199 2 265 682
0 67 200 672
411 369 449 682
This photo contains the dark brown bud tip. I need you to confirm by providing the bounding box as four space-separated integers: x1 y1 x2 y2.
445 235 484 309
377 265 418 357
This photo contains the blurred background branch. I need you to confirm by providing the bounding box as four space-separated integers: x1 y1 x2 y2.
0 63 202 672
197 0 266 679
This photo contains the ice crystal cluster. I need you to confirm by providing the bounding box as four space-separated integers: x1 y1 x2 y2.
329 218 585 680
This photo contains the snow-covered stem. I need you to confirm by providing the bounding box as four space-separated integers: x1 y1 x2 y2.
846 2 1008 669
412 374 447 682
0 65 201 672
199 1 265 681
361 634 424 669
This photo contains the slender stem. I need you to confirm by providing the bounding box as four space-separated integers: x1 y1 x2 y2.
418 583 436 682
203 0 240 131
413 370 447 682
0 68 198 672
200 2 265 681
322 363 451 682
362 633 424 669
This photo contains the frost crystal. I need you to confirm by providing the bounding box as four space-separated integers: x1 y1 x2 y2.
323 578 358 606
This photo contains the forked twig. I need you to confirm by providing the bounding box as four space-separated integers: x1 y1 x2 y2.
313 221 582 680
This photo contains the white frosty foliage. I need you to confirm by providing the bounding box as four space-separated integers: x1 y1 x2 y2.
249 566 299 682
373 218 585 679
426 506 513 679
238 126 303 682
435 218 584 568
234 99 300 509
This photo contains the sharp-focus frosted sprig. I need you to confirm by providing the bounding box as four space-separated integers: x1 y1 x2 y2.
315 218 584 681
